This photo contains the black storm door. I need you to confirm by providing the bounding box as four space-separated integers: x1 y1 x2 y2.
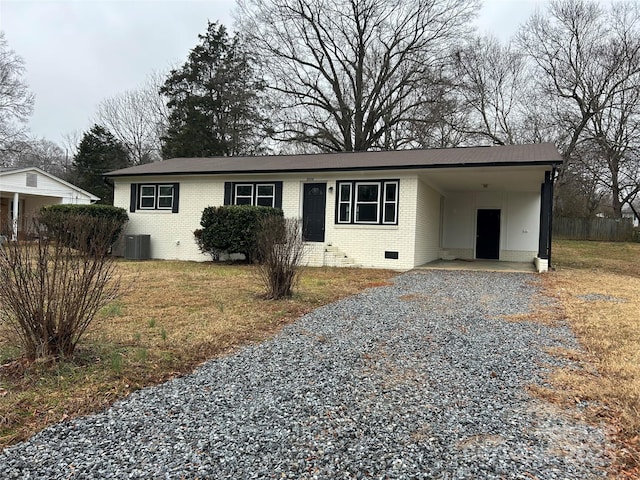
476 209 500 259
302 183 326 242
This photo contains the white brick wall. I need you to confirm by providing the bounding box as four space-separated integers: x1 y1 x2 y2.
321 175 418 270
414 180 441 266
113 170 544 268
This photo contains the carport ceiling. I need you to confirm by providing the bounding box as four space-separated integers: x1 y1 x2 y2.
419 166 549 194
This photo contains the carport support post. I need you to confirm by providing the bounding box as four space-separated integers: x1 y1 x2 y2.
11 192 19 241
537 170 554 267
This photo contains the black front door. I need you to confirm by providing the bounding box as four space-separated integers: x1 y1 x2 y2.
302 183 326 242
476 209 500 259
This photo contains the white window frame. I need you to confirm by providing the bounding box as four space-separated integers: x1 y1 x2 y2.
337 183 352 223
255 183 276 207
234 184 254 205
382 181 399 224
139 185 157 210
354 182 381 224
157 185 174 210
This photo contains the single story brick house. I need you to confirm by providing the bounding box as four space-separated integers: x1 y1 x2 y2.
0 167 99 240
105 143 561 272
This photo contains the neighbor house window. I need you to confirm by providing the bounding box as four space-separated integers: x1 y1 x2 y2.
225 182 281 208
130 183 179 213
335 180 399 225
26 172 37 187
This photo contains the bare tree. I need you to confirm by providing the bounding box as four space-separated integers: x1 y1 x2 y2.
518 0 640 218
1 137 69 177
517 0 640 160
95 73 169 165
237 0 480 152
0 212 124 360
0 32 34 154
255 216 306 299
450 36 542 145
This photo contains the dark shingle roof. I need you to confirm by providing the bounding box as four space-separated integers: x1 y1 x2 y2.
105 143 562 178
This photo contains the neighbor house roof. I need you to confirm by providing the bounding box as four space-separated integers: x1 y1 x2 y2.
105 143 562 178
0 167 100 201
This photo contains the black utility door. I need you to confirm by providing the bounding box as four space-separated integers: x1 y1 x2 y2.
476 209 500 259
302 183 326 242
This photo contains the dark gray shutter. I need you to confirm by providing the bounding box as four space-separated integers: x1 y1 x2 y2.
224 182 232 205
172 183 180 213
274 181 283 209
129 184 137 212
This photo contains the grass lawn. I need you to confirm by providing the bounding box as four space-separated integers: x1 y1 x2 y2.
541 239 640 478
0 261 396 448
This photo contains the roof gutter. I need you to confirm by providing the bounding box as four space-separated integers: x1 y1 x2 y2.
105 160 562 178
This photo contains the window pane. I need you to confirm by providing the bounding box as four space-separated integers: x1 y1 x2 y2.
159 186 173 196
236 185 252 196
236 197 252 205
140 186 155 197
256 197 273 207
356 204 377 222
257 185 273 196
158 196 173 208
384 203 396 223
385 183 397 201
140 197 155 208
339 203 350 222
339 183 351 201
357 184 379 202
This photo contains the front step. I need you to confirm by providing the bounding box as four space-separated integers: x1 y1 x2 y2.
324 245 360 268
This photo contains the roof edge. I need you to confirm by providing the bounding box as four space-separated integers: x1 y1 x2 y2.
105 160 560 178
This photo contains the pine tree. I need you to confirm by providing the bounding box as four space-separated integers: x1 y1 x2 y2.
160 22 267 158
72 125 129 204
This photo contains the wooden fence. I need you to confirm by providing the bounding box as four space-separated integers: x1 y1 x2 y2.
553 216 634 242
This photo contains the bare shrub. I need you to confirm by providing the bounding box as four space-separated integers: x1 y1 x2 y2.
255 216 306 299
0 214 123 360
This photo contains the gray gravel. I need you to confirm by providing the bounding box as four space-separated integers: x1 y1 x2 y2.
0 270 611 479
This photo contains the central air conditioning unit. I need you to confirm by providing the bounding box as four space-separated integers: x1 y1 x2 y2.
124 234 151 260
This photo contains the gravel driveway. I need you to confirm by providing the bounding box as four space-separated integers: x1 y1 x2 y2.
0 270 611 479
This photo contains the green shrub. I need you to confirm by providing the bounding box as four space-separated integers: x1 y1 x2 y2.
194 205 283 262
39 204 128 253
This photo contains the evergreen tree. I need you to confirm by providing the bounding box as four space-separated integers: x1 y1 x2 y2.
160 22 267 158
72 125 129 204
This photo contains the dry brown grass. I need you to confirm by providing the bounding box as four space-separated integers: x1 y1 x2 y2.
540 240 640 478
0 260 396 448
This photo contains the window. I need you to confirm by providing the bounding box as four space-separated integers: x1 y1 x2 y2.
139 185 157 209
337 183 351 223
335 180 398 225
130 183 179 213
256 184 275 207
235 184 254 205
355 183 380 223
383 182 398 224
225 182 281 208
157 185 175 209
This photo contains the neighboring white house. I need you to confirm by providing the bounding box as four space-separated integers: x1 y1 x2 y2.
0 167 99 240
105 143 561 272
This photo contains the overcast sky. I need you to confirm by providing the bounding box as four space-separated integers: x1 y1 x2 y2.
0 0 548 148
